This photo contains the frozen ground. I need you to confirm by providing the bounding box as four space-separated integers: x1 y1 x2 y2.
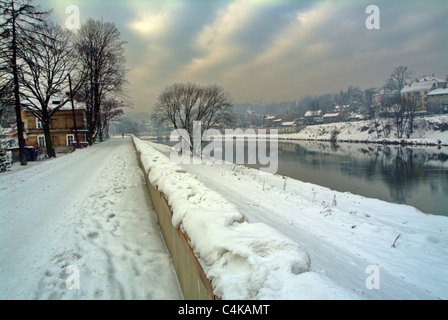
0 137 182 299
142 138 448 300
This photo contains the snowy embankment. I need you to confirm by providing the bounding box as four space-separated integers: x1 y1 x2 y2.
133 136 361 299
279 115 448 146
141 138 448 300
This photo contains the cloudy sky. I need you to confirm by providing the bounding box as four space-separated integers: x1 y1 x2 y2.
37 0 447 114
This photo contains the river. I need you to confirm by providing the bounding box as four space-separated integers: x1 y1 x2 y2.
272 141 448 216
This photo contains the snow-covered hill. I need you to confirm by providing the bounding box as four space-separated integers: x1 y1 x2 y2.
280 115 448 146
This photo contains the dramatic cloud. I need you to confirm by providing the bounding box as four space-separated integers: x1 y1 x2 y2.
37 0 447 114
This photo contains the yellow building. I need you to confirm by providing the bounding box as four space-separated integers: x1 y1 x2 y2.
21 97 88 153
400 76 446 111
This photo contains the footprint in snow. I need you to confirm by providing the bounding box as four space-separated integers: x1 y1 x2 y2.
87 232 100 239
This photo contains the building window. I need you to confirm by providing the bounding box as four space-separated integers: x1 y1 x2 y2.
36 118 43 129
66 134 74 146
52 136 59 146
38 135 45 147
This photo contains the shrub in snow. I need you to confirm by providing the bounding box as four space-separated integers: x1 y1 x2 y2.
0 147 10 173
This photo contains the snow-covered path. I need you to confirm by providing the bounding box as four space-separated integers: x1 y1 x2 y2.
0 137 183 299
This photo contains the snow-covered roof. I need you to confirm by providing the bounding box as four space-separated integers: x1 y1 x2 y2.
428 88 448 96
347 114 364 120
323 112 341 118
401 82 436 93
401 76 446 94
265 116 277 120
281 121 296 126
22 96 85 111
375 88 395 96
420 75 446 83
304 110 322 117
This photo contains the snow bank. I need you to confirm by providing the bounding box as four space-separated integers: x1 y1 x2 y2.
280 115 448 146
132 136 360 299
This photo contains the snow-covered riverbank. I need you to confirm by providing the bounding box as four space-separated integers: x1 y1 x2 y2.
279 115 448 146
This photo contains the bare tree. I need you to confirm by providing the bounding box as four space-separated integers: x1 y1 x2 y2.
0 0 49 164
376 95 393 138
0 67 14 126
19 22 84 157
99 97 125 138
365 88 382 139
382 95 417 139
385 66 413 94
75 18 127 145
403 97 417 138
376 66 413 139
155 83 234 154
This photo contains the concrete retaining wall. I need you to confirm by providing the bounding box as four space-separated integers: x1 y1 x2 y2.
133 144 219 300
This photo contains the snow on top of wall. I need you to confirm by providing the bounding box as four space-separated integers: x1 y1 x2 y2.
132 136 360 300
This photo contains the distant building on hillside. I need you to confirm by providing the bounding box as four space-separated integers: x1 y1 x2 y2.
304 110 323 125
373 88 396 104
401 75 447 111
323 110 345 124
427 88 448 114
346 114 366 122
279 121 298 133
264 115 277 127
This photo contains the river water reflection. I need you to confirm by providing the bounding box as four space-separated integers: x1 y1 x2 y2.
271 141 448 216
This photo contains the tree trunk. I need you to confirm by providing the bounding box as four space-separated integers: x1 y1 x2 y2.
42 122 56 158
87 80 101 146
69 74 80 148
11 7 27 165
88 130 95 146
